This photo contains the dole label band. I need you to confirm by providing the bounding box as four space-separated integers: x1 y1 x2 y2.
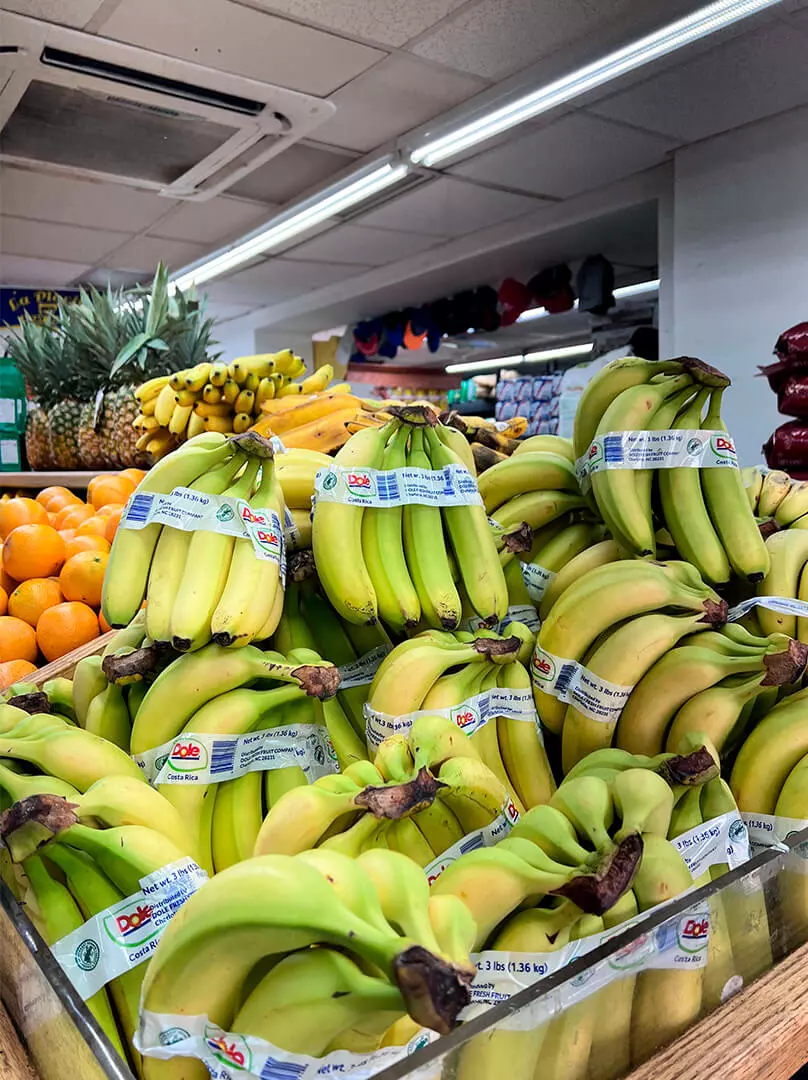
313 463 482 508
575 428 739 488
530 646 633 725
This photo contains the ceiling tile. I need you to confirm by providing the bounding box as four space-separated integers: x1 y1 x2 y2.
97 0 385 96
227 144 357 205
318 54 486 152
205 301 260 323
147 197 273 244
204 257 372 304
0 216 131 263
452 114 675 198
282 222 444 265
249 0 467 47
356 177 543 237
0 254 92 288
100 235 209 274
590 23 808 141
0 0 104 27
81 268 149 288
0 166 171 232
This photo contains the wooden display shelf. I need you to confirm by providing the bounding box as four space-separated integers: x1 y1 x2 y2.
0 1003 38 1080
626 939 808 1080
30 630 116 685
0 473 99 490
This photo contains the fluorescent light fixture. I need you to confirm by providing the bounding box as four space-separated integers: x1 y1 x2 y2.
411 0 781 166
446 354 524 374
516 280 660 323
170 162 409 291
447 342 593 373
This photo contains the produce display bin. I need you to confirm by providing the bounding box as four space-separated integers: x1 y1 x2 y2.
3 829 808 1080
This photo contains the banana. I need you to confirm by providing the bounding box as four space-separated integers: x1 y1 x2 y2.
513 434 575 462
168 402 193 435
45 844 144 1071
534 561 725 735
771 755 808 945
367 637 487 716
130 643 338 756
755 529 808 637
210 457 286 648
71 655 108 727
629 833 702 1066
211 771 264 873
102 433 234 627
298 589 368 738
701 388 770 582
0 722 146 791
221 378 239 404
612 768 674 838
758 469 793 518
435 755 509 833
0 760 79 801
362 424 421 631
312 423 393 624
496 659 556 808
664 671 771 755
551 775 615 855
658 388 732 584
489 489 587 531
560 612 707 772
403 427 462 629
154 382 177 427
73 775 194 853
509 804 594 867
775 480 808 526
385 817 435 866
616 645 775 756
324 696 368 771
435 420 477 477
135 374 171 402
538 539 623 621
184 363 213 392
356 848 445 953
477 452 579 513
730 686 808 812
257 391 363 435
84 682 131 751
591 372 694 557
21 856 126 1061
254 777 364 857
300 363 333 394
526 521 603 574
275 456 322 509
140 854 474 1035
145 452 246 645
465 664 525 813
413 799 465 859
49 821 189 897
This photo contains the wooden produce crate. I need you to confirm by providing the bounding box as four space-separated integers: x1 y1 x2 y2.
29 632 117 687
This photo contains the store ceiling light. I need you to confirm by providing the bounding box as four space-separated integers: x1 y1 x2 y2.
446 342 593 373
516 279 660 323
170 161 408 291
411 0 781 166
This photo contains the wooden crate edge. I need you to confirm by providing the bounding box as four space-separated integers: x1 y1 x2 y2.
31 631 117 686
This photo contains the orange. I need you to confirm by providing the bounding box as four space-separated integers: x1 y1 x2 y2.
36 486 82 512
76 515 108 539
95 502 124 519
0 659 38 690
104 506 124 544
98 610 112 634
8 578 63 628
65 534 110 559
0 557 16 595
88 475 135 510
3 524 66 581
0 497 49 539
59 529 77 543
118 468 146 486
0 587 6 616
54 503 93 531
0 616 38 663
37 601 99 662
59 551 108 608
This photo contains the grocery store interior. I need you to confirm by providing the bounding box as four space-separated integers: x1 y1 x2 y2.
2 0 808 1079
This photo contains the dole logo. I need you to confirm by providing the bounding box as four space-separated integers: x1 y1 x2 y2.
710 433 737 461
104 901 159 948
682 917 709 940
455 709 476 729
241 506 267 526
531 650 555 683
346 470 373 497
206 1033 251 1071
168 739 208 772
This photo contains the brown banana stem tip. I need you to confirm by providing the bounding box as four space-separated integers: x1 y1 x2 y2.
500 522 534 554
228 431 276 459
472 636 520 658
758 518 780 540
762 639 808 686
0 794 78 861
554 833 644 915
354 766 445 820
658 748 719 787
102 645 161 685
6 693 50 715
700 598 728 626
287 550 316 582
393 944 474 1034
385 404 438 427
674 356 732 388
291 664 341 700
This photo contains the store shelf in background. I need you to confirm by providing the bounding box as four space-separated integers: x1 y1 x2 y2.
0 473 100 490
627 938 808 1080
346 363 461 390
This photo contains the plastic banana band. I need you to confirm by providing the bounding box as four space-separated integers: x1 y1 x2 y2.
531 646 634 725
672 812 750 878
727 595 808 622
521 562 555 604
336 645 392 690
575 428 738 490
313 463 482 508
424 799 520 887
463 605 540 634
52 858 207 1000
742 812 808 865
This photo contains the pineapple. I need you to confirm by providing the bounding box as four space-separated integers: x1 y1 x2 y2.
5 315 57 469
23 401 52 470
45 332 83 469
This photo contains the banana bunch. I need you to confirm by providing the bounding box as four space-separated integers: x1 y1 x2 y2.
438 411 539 473
367 629 554 811
753 529 808 642
252 384 391 453
743 465 808 528
533 557 728 750
103 432 287 652
613 623 808 759
133 353 340 459
573 357 769 582
313 409 507 630
444 745 719 1080
479 441 588 532
273 447 330 549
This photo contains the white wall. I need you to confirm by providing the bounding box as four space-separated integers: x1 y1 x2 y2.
211 319 257 364
671 106 808 466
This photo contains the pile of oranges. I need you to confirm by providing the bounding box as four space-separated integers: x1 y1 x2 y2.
0 470 143 689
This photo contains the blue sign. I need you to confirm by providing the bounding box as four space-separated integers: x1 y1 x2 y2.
1 288 80 327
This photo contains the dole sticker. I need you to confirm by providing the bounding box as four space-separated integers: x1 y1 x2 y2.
678 915 710 953
167 739 207 773
205 1029 252 1072
531 649 556 684
104 900 157 948
709 433 737 462
345 470 375 498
